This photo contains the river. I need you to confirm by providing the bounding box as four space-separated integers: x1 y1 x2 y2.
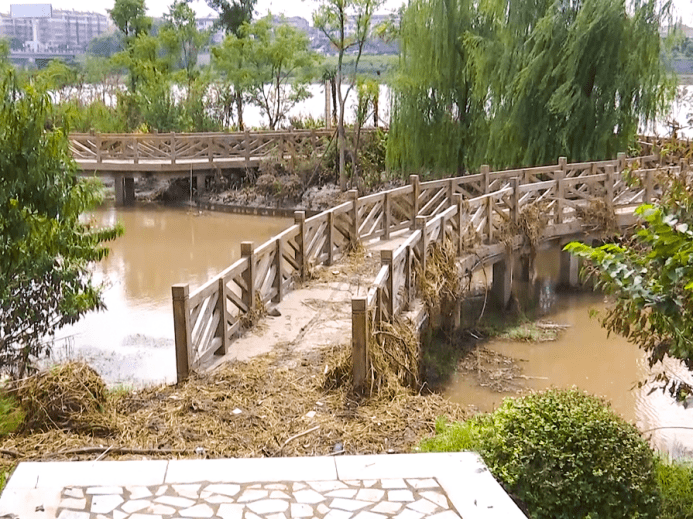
53 203 291 387
444 249 693 458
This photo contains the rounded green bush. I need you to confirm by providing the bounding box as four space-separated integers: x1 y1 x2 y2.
422 388 660 518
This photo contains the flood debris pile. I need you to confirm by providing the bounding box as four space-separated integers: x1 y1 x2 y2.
418 239 462 319
0 346 468 469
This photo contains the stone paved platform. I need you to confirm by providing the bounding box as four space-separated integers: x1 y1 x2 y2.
0 453 525 519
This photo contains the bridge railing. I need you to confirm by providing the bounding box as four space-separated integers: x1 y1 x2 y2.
172 151 668 383
70 129 375 168
350 160 681 391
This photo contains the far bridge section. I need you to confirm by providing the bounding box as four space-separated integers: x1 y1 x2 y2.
171 150 682 388
70 129 373 205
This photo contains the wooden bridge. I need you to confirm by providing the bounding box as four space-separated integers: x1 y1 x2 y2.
171 150 683 387
70 129 367 205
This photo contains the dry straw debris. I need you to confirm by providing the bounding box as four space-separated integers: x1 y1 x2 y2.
0 347 468 467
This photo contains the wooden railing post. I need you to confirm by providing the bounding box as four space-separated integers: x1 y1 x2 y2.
216 278 229 355
481 165 490 194
605 165 615 212
241 242 256 312
448 178 454 208
381 249 394 319
172 284 192 382
486 196 494 244
352 297 369 393
326 210 334 266
416 215 428 274
558 156 567 177
96 133 102 164
555 171 565 225
644 170 653 203
171 133 177 164
617 152 626 173
453 193 464 256
244 130 251 168
294 211 306 281
133 136 139 164
274 237 284 303
410 174 420 228
382 192 390 241
208 135 214 163
510 178 519 225
349 190 359 246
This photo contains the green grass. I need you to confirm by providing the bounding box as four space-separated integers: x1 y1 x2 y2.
656 456 693 518
476 314 559 342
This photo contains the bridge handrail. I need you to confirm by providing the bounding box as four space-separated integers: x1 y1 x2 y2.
171 151 681 383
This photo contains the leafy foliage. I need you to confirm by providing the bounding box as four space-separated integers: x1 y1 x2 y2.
0 71 122 377
388 0 675 175
420 389 661 519
565 174 693 398
214 16 320 130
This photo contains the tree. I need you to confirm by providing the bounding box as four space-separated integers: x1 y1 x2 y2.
314 0 384 190
109 0 152 93
212 26 253 129
86 31 124 58
229 16 320 130
565 174 693 400
206 0 256 37
0 71 122 377
160 0 209 86
387 0 675 176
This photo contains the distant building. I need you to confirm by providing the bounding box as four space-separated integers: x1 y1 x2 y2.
0 6 110 51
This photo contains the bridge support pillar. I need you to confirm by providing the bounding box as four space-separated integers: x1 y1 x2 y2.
196 174 206 196
492 257 513 309
559 248 579 289
114 175 124 206
123 177 136 206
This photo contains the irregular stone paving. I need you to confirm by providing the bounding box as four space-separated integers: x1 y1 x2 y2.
56 478 462 519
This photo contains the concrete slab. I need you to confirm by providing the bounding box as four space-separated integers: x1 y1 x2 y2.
0 454 526 519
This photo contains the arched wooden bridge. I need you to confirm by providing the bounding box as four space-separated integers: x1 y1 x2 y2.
171 150 682 388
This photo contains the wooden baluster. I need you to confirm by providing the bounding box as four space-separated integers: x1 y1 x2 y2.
558 156 567 177
555 171 565 225
381 249 394 319
172 284 192 383
133 136 139 164
294 211 306 281
216 278 229 355
416 216 427 275
244 130 251 168
349 190 359 247
326 210 334 266
241 242 256 314
352 297 369 393
486 196 494 244
96 133 102 164
605 165 615 212
453 194 463 257
405 244 413 309
410 174 420 228
274 237 283 303
171 133 177 164
382 192 390 241
644 170 654 203
208 135 214 163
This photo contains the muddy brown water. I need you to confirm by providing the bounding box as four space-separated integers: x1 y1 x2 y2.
53 203 291 386
444 250 693 457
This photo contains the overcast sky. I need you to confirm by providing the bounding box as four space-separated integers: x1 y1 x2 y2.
0 0 690 26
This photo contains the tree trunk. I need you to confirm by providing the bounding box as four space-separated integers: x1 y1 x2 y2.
235 91 244 131
337 70 346 191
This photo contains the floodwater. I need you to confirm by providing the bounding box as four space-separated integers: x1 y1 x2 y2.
53 203 291 387
444 249 693 457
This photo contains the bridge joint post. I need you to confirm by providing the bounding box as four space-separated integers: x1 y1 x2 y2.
348 190 359 248
381 249 395 320
172 284 192 383
216 278 229 355
492 257 513 309
409 175 420 229
294 211 307 281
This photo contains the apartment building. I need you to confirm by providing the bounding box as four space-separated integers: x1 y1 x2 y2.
0 6 110 51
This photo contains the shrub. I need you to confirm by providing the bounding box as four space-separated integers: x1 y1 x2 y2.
0 394 24 436
656 456 693 518
420 388 661 519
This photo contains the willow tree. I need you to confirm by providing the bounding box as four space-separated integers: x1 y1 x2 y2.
386 0 485 176
387 0 675 175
